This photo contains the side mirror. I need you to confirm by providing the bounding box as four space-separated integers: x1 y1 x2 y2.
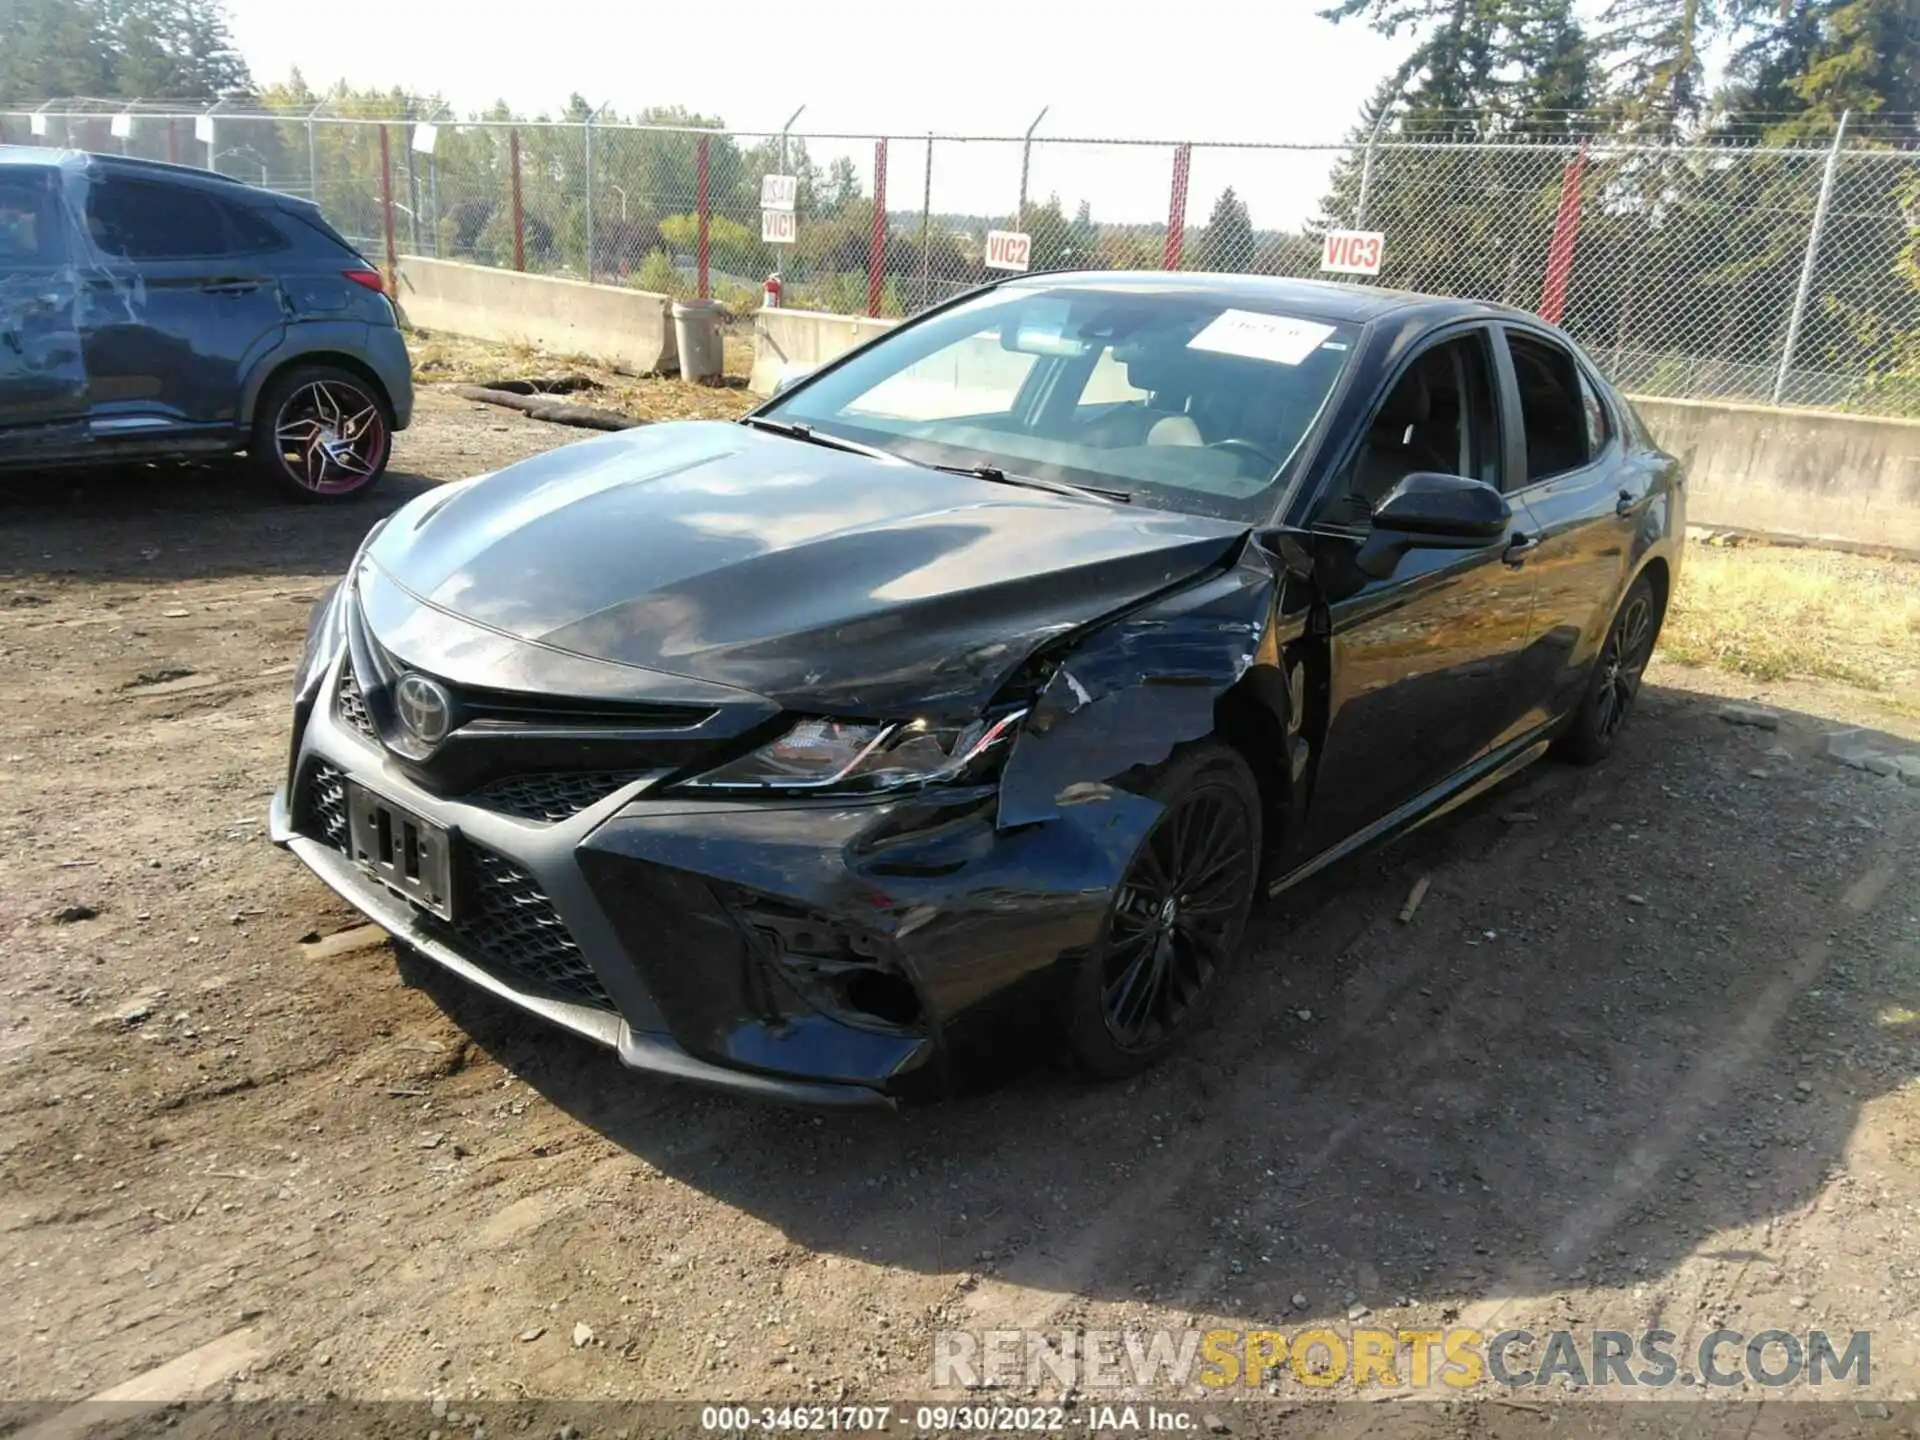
1354 472 1512 579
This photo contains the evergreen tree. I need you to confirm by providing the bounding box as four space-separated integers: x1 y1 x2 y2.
1197 187 1256 271
0 0 115 100
107 0 251 100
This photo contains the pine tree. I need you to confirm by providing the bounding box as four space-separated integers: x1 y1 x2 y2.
105 0 251 100
0 0 115 101
1197 187 1255 271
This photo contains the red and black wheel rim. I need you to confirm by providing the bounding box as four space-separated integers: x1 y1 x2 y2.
273 380 387 495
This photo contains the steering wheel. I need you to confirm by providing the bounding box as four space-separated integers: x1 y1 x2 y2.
1207 437 1281 472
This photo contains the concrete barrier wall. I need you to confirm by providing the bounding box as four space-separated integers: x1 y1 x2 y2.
395 258 678 375
748 306 1920 550
750 308 896 396
1632 396 1920 551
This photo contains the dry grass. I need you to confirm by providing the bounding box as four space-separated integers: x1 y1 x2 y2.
1659 541 1920 710
407 328 760 424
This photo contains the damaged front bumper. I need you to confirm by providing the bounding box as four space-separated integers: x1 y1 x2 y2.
270 665 1162 1107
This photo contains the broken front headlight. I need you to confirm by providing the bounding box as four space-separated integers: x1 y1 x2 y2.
680 712 1026 796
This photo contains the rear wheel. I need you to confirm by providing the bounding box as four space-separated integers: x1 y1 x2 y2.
251 365 392 502
1557 573 1660 764
1063 741 1262 1079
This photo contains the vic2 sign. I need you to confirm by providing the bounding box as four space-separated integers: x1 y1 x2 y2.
1321 229 1385 276
984 230 1032 273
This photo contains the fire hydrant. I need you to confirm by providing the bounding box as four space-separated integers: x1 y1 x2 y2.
763 272 783 310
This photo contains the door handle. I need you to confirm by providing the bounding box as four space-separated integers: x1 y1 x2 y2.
201 280 261 296
1615 488 1640 519
1502 533 1539 568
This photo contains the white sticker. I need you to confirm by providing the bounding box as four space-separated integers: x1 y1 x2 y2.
411 122 438 155
29 112 48 137
110 112 134 140
193 114 215 144
1188 310 1337 366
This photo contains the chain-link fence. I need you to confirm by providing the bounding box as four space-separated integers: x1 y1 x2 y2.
6 100 1918 415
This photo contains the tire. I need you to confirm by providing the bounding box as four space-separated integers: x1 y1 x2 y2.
250 364 393 503
1062 740 1263 1080
1556 573 1661 765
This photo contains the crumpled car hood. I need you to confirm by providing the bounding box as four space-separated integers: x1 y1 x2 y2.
364 421 1250 717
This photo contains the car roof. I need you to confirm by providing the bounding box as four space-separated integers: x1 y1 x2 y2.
0 144 273 198
1003 268 1535 328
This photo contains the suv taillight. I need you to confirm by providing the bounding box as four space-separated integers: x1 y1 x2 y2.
343 268 386 293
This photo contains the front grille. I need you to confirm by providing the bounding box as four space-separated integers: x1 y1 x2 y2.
466 771 647 824
445 846 615 1012
335 664 376 740
305 763 350 851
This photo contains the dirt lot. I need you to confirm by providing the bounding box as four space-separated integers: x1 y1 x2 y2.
3 381 1919 1434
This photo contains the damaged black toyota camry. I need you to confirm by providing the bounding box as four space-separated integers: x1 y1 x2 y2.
272 271 1683 1107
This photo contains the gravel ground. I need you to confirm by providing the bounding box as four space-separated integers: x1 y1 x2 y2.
2 389 1917 1436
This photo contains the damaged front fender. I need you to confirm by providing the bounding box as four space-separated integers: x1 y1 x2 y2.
996 539 1284 828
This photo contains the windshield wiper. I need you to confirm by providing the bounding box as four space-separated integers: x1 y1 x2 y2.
739 415 903 465
746 417 1130 503
929 463 1132 504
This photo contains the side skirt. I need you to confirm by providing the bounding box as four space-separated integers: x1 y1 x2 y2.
1268 727 1557 898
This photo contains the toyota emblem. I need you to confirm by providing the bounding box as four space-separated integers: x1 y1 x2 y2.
394 673 453 747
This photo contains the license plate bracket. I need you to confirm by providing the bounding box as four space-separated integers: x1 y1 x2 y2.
345 782 456 920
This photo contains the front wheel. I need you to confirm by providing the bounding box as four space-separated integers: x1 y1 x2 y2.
1063 740 1263 1079
1557 573 1660 764
250 365 393 503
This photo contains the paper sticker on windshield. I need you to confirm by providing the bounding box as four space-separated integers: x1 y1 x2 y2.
1188 310 1337 366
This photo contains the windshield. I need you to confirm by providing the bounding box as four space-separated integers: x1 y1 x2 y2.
758 284 1361 522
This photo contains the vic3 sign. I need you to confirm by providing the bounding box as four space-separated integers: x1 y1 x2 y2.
984 230 1032 273
1320 229 1385 276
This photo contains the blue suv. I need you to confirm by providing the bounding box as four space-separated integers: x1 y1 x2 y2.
0 146 412 502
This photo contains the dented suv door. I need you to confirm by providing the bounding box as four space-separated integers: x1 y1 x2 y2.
0 165 87 456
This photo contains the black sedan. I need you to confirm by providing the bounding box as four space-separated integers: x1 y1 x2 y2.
271 272 1684 1107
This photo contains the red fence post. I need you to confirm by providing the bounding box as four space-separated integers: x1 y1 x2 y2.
165 118 179 164
509 128 526 271
1163 143 1192 271
696 134 712 301
378 123 398 296
1538 145 1588 325
868 139 889 317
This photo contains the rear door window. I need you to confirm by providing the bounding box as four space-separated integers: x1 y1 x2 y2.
1503 328 1592 484
219 200 288 254
84 178 232 260
0 170 64 267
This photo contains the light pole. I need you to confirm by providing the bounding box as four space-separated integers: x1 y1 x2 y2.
779 103 806 176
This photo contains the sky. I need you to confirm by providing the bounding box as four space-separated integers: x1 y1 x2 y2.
223 0 1419 228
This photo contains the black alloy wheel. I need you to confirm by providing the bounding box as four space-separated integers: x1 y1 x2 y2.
1065 741 1262 1078
252 365 393 502
1559 573 1661 764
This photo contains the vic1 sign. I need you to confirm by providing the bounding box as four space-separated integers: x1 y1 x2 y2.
984 230 1032 273
761 209 797 245
1320 229 1385 276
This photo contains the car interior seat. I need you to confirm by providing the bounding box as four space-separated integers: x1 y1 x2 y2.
1079 350 1204 448
1347 366 1457 510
